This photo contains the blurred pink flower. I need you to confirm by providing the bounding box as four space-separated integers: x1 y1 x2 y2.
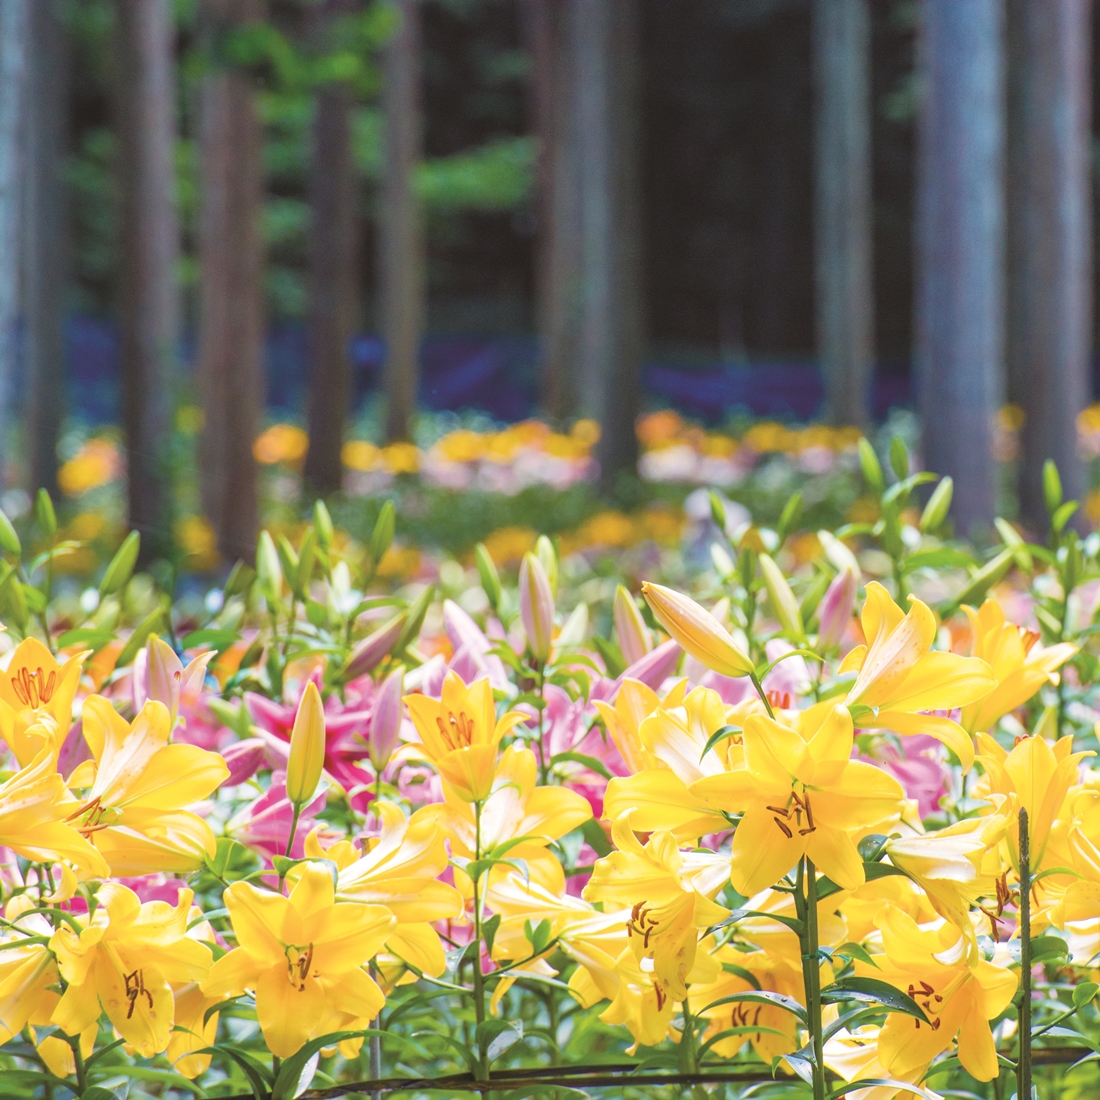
221 737 267 786
859 733 948 820
228 770 326 860
246 669 377 809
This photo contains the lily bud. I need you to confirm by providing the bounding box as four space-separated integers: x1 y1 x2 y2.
641 581 754 678
221 737 267 786
613 585 652 665
535 535 558 595
145 635 184 726
818 568 857 650
759 554 804 639
286 681 325 805
342 612 407 680
369 666 404 773
519 552 555 662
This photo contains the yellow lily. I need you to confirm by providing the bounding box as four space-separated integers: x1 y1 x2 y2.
856 905 1017 1083
403 671 527 802
0 638 87 767
641 582 755 678
603 684 742 840
693 943 814 1063
824 1025 935 1100
202 862 395 1058
593 677 684 775
974 732 1090 872
693 705 903 896
0 896 61 1044
886 806 1012 953
960 599 1077 734
840 583 996 769
487 864 632 1014
49 883 213 1058
68 696 229 874
167 982 220 1079
584 817 729 1004
0 750 108 879
414 743 591 896
302 802 463 981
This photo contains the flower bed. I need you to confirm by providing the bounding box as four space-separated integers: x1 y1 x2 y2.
0 435 1098 1098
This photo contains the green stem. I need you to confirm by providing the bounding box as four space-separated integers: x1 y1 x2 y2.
70 1033 87 1094
1018 807 1032 1100
535 662 548 783
471 800 488 1079
283 802 303 865
795 858 826 1100
748 672 776 720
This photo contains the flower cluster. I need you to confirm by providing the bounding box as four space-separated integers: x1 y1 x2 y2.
1 439 1100 1098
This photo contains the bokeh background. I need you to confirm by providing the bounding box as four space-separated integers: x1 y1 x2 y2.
0 0 1094 577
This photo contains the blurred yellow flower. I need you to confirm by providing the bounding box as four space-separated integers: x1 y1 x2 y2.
58 438 122 496
481 524 537 565
381 441 421 474
174 515 219 571
253 423 309 465
342 439 380 470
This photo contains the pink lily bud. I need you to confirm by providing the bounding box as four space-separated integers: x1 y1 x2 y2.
613 585 652 666
519 552 554 662
369 666 404 773
818 568 858 650
134 635 184 726
221 737 267 786
343 612 407 680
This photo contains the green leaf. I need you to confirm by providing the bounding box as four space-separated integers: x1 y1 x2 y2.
701 724 742 761
826 1078 936 1100
1052 500 1079 535
525 917 552 955
581 818 612 857
820 976 929 1022
482 912 501 955
56 628 117 652
99 531 140 596
550 751 613 780
902 547 974 572
889 436 909 481
0 507 20 557
1075 981 1099 1009
1043 458 1063 514
272 1029 421 1099
180 628 239 653
832 941 878 968
80 1089 120 1100
114 607 165 669
193 1045 272 1098
858 438 884 494
370 500 396 564
699 990 808 1024
35 489 57 540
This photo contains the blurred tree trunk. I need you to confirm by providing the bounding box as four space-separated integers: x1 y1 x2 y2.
525 0 581 423
304 0 359 495
197 0 264 562
116 0 179 556
1007 0 1091 529
24 0 67 498
813 0 873 428
915 0 1004 534
0 0 27 491
573 0 643 488
380 0 424 444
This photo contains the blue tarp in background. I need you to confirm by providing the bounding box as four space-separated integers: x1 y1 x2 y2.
58 317 912 428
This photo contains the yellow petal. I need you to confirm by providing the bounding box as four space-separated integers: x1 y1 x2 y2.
256 966 323 1058
730 803 806 896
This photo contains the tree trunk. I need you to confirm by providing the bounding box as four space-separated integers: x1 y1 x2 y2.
24 0 67 498
197 0 264 563
573 0 644 487
813 0 873 428
304 0 359 496
1006 0 1091 529
116 0 179 555
525 0 582 423
915 0 1005 534
380 0 424 444
0 0 27 491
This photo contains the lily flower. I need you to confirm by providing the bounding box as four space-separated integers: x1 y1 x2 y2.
959 599 1077 734
201 862 395 1058
49 884 213 1058
0 896 62 1044
133 635 214 729
0 750 108 879
974 732 1090 872
583 817 729 1004
855 905 1017 1083
414 743 591 895
303 802 463 980
694 705 904 896
593 678 682 775
887 807 1011 954
0 638 87 767
824 1025 936 1100
841 583 996 769
67 696 229 875
403 671 527 802
603 684 741 840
